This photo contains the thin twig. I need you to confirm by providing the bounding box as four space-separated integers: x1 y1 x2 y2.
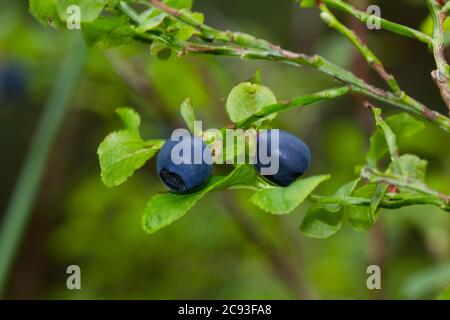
321 0 432 45
319 3 401 95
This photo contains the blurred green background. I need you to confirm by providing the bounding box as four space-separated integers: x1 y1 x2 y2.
1 0 450 299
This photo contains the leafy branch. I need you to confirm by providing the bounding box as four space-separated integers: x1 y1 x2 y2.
133 0 449 132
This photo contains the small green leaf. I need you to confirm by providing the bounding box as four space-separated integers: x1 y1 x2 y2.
142 165 258 234
397 154 428 181
116 107 141 133
29 0 62 28
180 98 196 133
251 175 331 214
366 113 425 167
82 16 135 48
97 108 164 187
300 178 360 239
56 0 106 23
300 207 344 239
225 82 277 123
150 41 173 60
142 188 208 234
369 183 388 221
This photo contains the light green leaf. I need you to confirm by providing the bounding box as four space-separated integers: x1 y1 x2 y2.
225 82 277 123
56 0 106 23
98 132 164 188
251 175 331 214
369 183 388 221
82 16 135 48
142 165 258 234
398 154 428 181
116 107 141 133
29 0 62 28
366 113 425 167
97 108 164 187
180 98 196 133
300 178 360 238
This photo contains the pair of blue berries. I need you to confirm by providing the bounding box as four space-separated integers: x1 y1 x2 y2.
156 130 311 193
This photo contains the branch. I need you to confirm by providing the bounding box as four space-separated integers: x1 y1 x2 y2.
309 194 450 211
361 167 450 206
236 86 351 128
321 0 432 45
319 3 401 95
428 0 450 114
139 1 450 132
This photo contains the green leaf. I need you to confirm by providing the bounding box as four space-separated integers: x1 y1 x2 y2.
180 98 196 133
300 178 360 239
29 0 62 28
171 12 204 41
56 0 106 23
150 41 172 60
97 108 164 187
82 16 135 48
397 154 428 181
116 107 141 133
142 165 258 234
369 183 388 222
225 82 277 123
366 113 425 167
299 0 316 8
347 184 377 230
251 175 331 214
300 207 344 239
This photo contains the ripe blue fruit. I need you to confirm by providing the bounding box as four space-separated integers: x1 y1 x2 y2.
157 135 213 193
0 62 27 106
254 129 311 186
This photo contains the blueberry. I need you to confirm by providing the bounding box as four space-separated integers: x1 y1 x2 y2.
157 134 213 193
0 62 28 105
254 129 311 186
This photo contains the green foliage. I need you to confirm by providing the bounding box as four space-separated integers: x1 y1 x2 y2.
225 82 277 124
180 98 197 134
28 0 450 238
97 108 164 188
300 178 360 238
142 165 258 233
251 175 331 214
366 113 425 168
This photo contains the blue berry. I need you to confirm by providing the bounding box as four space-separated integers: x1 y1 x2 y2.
254 129 311 186
0 62 27 105
157 135 213 193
